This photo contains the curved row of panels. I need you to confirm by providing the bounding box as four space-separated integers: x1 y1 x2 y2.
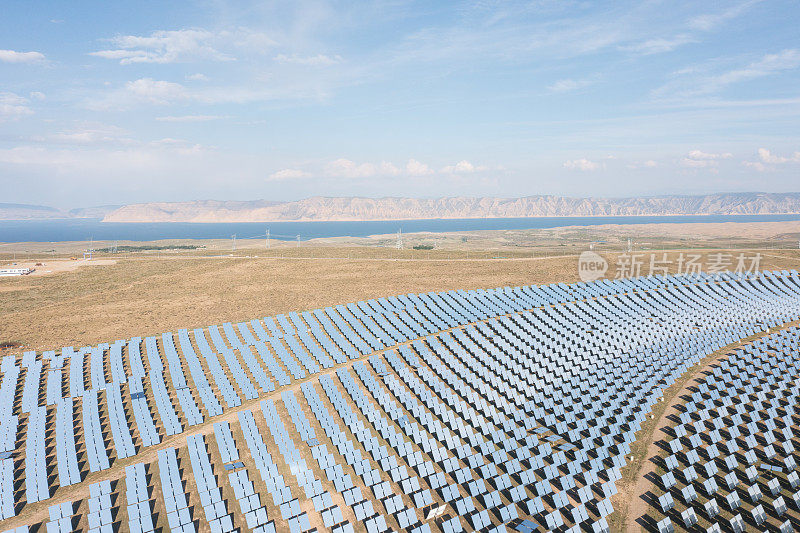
647 325 800 533
0 270 799 532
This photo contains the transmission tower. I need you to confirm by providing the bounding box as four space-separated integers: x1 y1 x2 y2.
232 234 237 251
266 228 270 249
396 229 403 250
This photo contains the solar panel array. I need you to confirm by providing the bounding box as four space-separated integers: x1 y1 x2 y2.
107 382 136 458
87 480 114 532
187 433 238 532
1 270 799 532
43 501 74 533
83 389 110 473
24 406 48 504
158 447 195 533
125 463 155 533
54 398 80 487
645 324 800 532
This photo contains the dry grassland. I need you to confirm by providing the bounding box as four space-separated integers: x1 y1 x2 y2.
0 251 580 353
1 246 799 355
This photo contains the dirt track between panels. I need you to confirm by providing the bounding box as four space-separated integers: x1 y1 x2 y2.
611 318 800 532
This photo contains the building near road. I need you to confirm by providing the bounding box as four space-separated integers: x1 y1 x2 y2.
0 267 33 276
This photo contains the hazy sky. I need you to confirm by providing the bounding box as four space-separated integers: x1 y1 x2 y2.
1 0 799 207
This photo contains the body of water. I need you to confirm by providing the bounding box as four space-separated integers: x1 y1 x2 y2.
1 214 800 243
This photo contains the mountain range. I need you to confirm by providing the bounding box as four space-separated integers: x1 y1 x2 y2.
3 193 800 223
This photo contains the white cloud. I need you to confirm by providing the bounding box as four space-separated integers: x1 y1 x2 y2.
90 49 146 62
90 28 274 64
547 77 596 93
441 160 486 174
39 123 211 150
681 158 715 168
324 158 378 179
656 49 800 98
186 73 209 81
680 150 733 169
622 35 696 55
0 92 29 106
126 78 186 104
269 158 488 181
47 124 132 146
89 71 340 109
711 49 800 88
156 115 223 122
405 159 434 176
743 148 800 171
0 141 217 207
563 158 599 171
686 150 733 160
378 161 402 176
689 0 764 31
268 168 311 181
231 29 277 51
29 91 46 100
0 49 45 63
0 139 208 173
627 160 658 169
268 158 489 181
89 78 188 109
274 53 342 66
758 147 800 164
270 160 401 181
742 160 768 172
0 92 33 119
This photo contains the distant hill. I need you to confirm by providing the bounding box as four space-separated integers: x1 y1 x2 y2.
5 193 800 222
101 193 800 222
0 203 65 220
0 203 121 221
68 205 123 219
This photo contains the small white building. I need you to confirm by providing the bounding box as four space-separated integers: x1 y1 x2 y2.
0 268 33 276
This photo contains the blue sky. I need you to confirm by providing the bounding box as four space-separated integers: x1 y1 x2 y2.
1 0 799 208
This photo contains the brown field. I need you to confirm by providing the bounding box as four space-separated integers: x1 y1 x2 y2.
2 241 800 354
0 250 580 353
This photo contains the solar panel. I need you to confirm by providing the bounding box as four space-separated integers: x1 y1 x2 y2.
3 269 800 531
